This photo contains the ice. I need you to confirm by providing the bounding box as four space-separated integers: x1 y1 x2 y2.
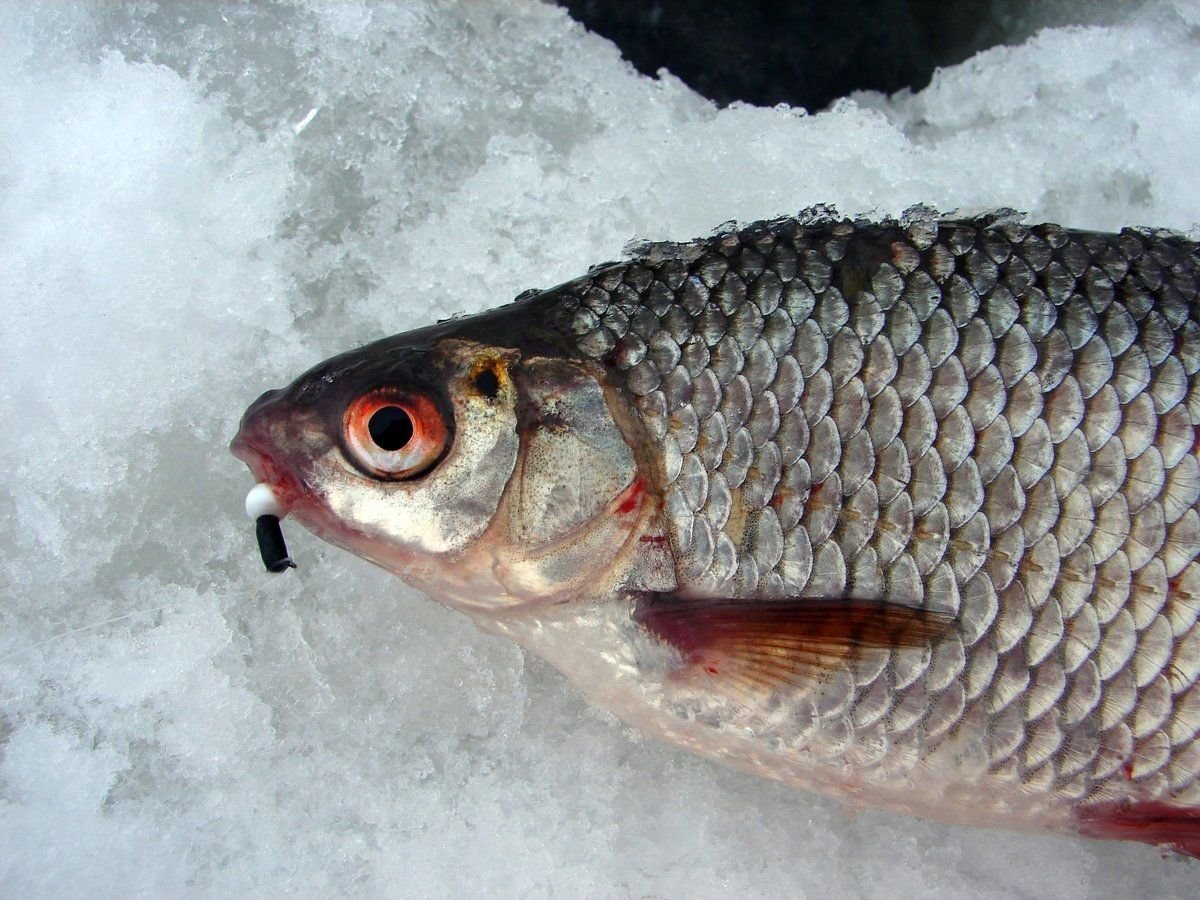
1 1 1198 895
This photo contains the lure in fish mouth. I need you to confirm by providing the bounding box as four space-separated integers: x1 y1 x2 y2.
233 210 1200 859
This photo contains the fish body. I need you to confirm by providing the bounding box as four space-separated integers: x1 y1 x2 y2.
233 210 1200 855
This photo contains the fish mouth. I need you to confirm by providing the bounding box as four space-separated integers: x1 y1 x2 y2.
230 389 307 511
230 430 275 482
230 437 308 516
230 391 276 477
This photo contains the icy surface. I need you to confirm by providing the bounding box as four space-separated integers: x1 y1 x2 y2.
2 1 1199 896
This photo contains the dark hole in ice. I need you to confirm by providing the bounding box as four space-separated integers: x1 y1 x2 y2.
557 0 1116 111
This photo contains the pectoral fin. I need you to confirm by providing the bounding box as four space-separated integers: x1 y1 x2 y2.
633 594 954 695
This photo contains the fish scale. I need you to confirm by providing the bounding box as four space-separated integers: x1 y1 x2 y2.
547 212 1200 808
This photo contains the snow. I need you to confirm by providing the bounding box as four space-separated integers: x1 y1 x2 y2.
1 1 1198 895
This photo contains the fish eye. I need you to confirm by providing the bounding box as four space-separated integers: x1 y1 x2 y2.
343 389 448 479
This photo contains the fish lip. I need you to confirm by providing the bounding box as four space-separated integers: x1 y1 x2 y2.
229 429 263 468
230 434 276 491
230 391 308 510
230 386 292 469
231 435 308 512
229 405 275 474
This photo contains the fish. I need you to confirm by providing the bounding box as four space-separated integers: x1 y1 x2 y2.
232 208 1200 857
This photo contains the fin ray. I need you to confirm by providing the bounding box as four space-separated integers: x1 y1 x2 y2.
634 594 955 699
1078 801 1200 858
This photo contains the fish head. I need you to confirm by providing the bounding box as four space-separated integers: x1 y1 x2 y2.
232 319 664 613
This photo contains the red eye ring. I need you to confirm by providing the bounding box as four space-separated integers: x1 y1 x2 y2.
342 389 448 480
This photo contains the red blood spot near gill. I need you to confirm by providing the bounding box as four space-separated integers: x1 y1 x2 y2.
639 534 669 545
769 487 792 508
705 665 719 675
615 478 644 515
1124 762 1135 780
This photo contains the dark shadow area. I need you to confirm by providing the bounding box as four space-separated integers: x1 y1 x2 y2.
558 0 1129 109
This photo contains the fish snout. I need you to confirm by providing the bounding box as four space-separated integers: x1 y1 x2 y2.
245 387 286 423
230 388 288 473
230 388 311 518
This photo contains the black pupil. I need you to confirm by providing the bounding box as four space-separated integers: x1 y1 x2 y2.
368 406 414 451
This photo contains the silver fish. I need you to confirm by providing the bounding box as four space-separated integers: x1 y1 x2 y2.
232 210 1200 856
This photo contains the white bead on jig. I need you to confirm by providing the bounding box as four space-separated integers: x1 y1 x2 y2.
246 482 286 520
